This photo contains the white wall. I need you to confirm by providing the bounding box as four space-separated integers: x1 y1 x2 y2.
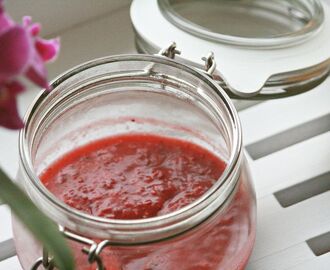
5 0 130 36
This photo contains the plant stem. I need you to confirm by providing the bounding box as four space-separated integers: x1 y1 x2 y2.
0 168 74 269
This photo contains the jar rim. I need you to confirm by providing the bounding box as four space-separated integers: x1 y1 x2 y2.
19 54 243 242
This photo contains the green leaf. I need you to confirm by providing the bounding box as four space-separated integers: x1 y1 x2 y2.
0 168 75 269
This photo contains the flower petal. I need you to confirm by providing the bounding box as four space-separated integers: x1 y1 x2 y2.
0 26 31 83
29 22 41 36
35 37 60 62
0 82 25 130
25 51 49 89
22 16 32 27
0 1 61 130
23 16 41 36
5 80 25 95
0 0 14 36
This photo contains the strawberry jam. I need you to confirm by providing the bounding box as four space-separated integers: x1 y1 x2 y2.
41 134 226 219
40 134 255 270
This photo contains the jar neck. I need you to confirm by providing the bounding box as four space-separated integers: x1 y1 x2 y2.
19 54 243 243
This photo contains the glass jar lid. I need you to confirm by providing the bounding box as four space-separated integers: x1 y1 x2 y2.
158 0 324 48
130 0 330 99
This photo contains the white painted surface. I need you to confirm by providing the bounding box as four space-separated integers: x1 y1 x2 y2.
0 206 12 243
252 132 330 198
0 257 21 270
0 1 329 269
252 193 330 260
240 82 330 145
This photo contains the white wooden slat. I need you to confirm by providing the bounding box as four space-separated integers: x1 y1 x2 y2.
0 239 16 262
0 88 41 180
0 256 21 270
252 193 330 261
0 206 12 243
0 131 19 180
289 253 330 270
251 132 330 198
233 100 264 112
239 78 330 145
247 242 314 270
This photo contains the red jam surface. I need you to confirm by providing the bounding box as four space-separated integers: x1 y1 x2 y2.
40 134 254 270
41 134 226 219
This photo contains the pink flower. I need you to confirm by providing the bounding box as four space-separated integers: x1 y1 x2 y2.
0 0 60 129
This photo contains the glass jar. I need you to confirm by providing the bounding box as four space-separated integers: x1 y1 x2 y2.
14 53 256 270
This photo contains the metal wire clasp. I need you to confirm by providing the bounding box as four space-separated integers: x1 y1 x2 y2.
158 42 217 76
30 226 113 270
30 248 55 270
158 42 181 59
202 52 216 76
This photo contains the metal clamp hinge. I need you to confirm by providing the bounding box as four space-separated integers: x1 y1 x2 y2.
158 42 181 59
31 248 55 270
30 226 113 270
158 42 217 76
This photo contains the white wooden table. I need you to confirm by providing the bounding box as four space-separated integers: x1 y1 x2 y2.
0 1 329 269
